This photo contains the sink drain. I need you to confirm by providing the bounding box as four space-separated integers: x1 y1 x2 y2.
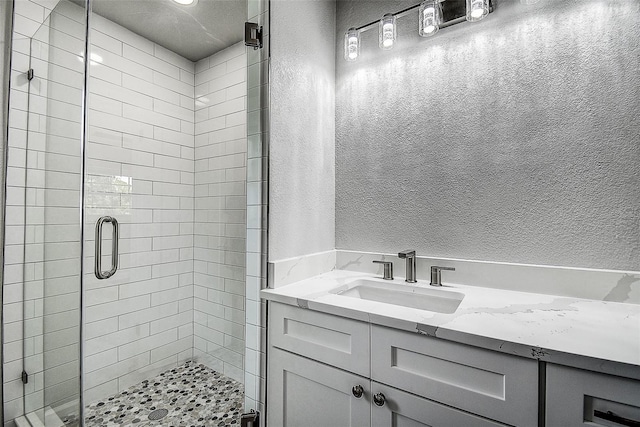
148 408 169 421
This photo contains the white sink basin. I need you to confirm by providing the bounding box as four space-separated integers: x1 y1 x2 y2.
331 279 464 314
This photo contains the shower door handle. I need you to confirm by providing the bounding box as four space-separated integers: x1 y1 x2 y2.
95 216 119 279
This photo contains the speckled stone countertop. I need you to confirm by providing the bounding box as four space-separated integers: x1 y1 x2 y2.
261 270 640 380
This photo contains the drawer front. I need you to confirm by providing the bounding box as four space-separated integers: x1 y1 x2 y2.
269 302 370 377
371 325 538 427
546 364 640 427
371 381 509 427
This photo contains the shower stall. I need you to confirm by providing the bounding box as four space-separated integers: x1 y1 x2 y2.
0 0 269 425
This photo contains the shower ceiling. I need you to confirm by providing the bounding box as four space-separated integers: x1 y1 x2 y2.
81 0 246 61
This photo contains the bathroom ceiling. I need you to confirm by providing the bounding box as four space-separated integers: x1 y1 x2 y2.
85 0 246 62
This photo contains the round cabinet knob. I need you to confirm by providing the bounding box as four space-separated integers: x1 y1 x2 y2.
373 392 386 406
352 385 364 398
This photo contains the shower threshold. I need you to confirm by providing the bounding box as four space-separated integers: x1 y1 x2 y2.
14 406 66 427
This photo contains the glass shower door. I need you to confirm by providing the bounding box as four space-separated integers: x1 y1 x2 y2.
81 1 250 423
81 12 198 404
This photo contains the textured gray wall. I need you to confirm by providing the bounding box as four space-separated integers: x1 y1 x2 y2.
270 0 336 260
335 0 640 271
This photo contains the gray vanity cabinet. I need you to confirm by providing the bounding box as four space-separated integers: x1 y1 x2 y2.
267 302 538 427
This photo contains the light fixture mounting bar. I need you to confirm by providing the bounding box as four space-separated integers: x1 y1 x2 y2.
353 0 494 33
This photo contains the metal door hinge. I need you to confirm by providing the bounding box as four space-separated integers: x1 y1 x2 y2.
245 22 263 49
27 69 34 81
22 371 29 384
241 410 259 427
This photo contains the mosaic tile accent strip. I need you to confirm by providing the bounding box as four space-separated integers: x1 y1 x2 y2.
81 361 244 426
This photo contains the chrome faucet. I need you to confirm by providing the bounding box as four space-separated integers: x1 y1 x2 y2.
398 250 417 283
430 266 455 286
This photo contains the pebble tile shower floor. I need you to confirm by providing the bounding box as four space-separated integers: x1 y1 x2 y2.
69 361 244 426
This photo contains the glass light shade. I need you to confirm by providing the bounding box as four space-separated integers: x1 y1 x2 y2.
466 0 489 22
378 14 396 50
344 28 360 61
419 1 443 37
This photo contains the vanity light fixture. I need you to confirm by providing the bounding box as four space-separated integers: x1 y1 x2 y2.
466 0 489 21
419 0 444 37
379 14 397 50
344 28 360 61
343 0 494 61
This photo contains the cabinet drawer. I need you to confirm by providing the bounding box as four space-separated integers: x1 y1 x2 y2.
269 302 370 377
371 325 538 427
371 381 508 427
546 364 640 427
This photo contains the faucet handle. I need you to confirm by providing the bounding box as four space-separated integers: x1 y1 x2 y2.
430 266 455 287
373 260 394 280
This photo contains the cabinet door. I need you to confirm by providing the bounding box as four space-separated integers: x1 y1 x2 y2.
546 364 640 427
267 347 371 427
371 382 508 427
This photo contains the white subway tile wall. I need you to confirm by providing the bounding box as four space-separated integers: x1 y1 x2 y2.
193 43 247 384
81 11 196 403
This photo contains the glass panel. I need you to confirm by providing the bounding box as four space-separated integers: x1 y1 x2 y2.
245 0 269 414
0 1 11 297
2 0 86 424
